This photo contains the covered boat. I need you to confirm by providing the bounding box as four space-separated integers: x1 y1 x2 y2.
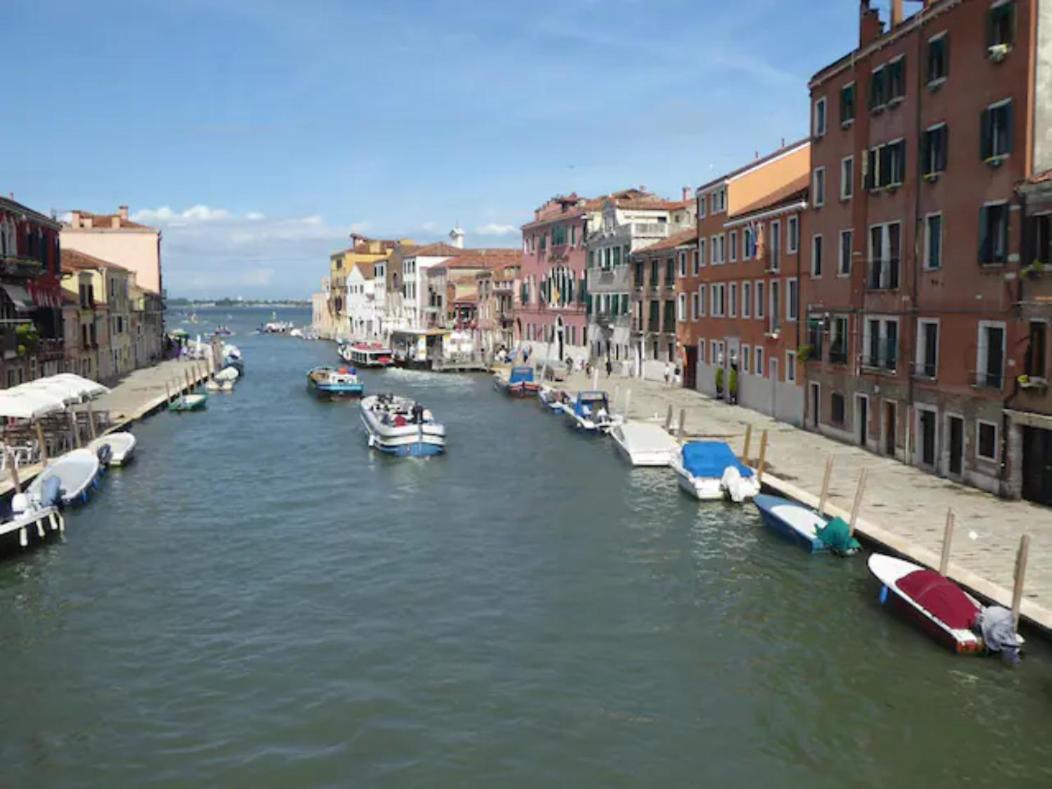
26 448 101 506
495 366 540 397
537 386 569 414
671 441 760 502
563 391 620 434
360 394 445 457
753 495 860 555
610 422 678 467
307 366 364 397
867 554 1024 659
169 393 208 411
88 432 137 466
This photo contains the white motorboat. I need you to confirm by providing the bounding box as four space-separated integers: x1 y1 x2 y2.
360 394 446 457
205 379 235 392
563 391 622 434
27 448 101 506
671 441 761 503
0 494 64 550
89 432 137 466
537 386 570 415
610 422 678 467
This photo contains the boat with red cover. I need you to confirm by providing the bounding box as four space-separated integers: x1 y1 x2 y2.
868 554 985 654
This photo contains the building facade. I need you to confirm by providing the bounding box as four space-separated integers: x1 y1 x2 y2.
346 262 378 339
477 262 520 355
63 206 162 296
60 249 134 380
586 188 695 371
804 0 1049 497
0 196 65 387
326 236 405 339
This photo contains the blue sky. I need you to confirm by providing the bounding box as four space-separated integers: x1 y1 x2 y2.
5 0 863 298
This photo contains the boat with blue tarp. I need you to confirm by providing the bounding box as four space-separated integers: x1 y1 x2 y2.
495 366 540 397
563 390 619 434
671 441 760 502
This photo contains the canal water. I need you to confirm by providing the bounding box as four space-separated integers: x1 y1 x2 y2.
1 307 1051 787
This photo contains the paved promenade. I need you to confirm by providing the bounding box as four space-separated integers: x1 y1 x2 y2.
557 368 1051 633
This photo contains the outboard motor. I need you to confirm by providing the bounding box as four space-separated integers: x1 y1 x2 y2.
95 444 113 468
721 466 746 504
11 493 30 516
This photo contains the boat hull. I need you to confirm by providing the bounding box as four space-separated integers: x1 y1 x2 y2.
753 495 824 552
360 397 446 457
27 449 102 507
308 380 364 397
0 507 64 551
672 465 725 500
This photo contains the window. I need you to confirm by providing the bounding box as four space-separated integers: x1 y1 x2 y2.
691 292 700 320
665 257 675 284
977 421 999 462
887 56 905 102
787 278 798 321
988 1 1016 49
698 194 707 218
743 282 752 318
928 33 948 84
863 317 898 371
869 65 887 110
830 316 849 364
840 156 854 200
755 281 765 319
769 279 781 332
692 250 700 276
711 284 725 317
981 100 1013 160
552 224 567 246
729 231 738 262
840 82 855 126
678 251 687 278
744 227 757 259
786 351 797 383
742 345 751 373
811 235 824 277
868 222 901 290
813 167 826 207
698 238 707 268
729 282 738 318
717 234 725 265
769 220 781 271
710 236 718 265
1025 321 1047 378
677 293 687 321
922 124 948 176
866 140 907 189
612 246 621 267
839 230 853 276
979 203 1009 265
917 319 939 378
570 225 577 246
634 260 644 286
698 285 707 316
755 347 765 378
831 393 846 426
787 217 799 253
924 214 943 270
814 97 827 137
977 321 1006 388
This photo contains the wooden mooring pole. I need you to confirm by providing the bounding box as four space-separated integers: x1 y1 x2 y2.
1012 534 1030 630
757 430 769 484
848 468 868 536
741 424 752 463
677 408 686 442
34 420 49 465
938 509 955 576
665 404 674 431
818 457 833 516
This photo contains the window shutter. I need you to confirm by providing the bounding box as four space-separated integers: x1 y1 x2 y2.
941 125 949 171
980 108 991 160
1005 101 1014 154
944 35 950 79
986 7 995 47
979 207 990 263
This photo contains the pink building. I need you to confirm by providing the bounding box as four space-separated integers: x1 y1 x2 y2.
62 206 162 296
517 193 599 362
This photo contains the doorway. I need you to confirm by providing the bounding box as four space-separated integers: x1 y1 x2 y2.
809 382 820 429
946 415 964 477
1022 426 1052 506
884 401 896 456
856 394 869 447
918 409 937 468
684 345 697 389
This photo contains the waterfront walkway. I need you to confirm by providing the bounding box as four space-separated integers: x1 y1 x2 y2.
559 369 1052 633
0 359 211 496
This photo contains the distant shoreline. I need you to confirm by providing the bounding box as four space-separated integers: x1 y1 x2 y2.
168 301 310 309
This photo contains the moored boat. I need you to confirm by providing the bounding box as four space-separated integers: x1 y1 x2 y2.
0 495 64 550
868 554 1022 661
610 422 678 467
343 342 394 368
307 366 364 397
88 432 137 466
537 386 569 414
752 494 860 554
360 394 445 457
671 441 760 502
169 393 208 412
563 391 620 434
495 366 540 397
26 448 102 506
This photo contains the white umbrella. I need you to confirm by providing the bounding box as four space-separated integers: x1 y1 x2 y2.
16 380 84 405
0 390 66 419
51 374 110 398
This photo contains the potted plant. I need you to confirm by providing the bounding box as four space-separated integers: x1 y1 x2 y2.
728 367 739 405
797 344 814 362
1022 260 1046 279
715 367 725 400
16 323 39 357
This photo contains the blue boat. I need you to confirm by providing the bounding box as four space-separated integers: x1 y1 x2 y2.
671 441 760 502
307 366 364 397
495 365 540 397
752 494 861 555
563 390 618 434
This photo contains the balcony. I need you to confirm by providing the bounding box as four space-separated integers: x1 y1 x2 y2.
0 255 45 278
867 258 901 291
862 351 897 373
829 344 849 365
912 360 937 379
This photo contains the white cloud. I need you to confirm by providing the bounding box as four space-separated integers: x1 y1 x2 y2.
419 221 439 232
245 211 265 221
475 222 519 236
132 204 231 225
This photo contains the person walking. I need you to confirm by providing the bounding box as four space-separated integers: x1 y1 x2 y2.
605 357 613 378
664 361 672 387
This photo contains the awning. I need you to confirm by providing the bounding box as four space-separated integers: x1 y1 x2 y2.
1 284 34 312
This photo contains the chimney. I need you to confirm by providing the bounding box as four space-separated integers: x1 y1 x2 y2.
118 205 129 220
682 186 692 201
70 211 81 227
111 216 120 228
890 0 904 27
859 0 884 46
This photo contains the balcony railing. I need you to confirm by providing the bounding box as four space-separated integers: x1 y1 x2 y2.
868 258 901 290
862 351 897 372
972 369 1004 389
829 344 849 365
913 360 937 379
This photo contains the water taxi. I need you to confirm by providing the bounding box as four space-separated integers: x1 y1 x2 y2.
307 366 364 397
341 342 394 368
360 394 446 457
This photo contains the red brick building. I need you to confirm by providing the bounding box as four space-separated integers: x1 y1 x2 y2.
803 0 1049 499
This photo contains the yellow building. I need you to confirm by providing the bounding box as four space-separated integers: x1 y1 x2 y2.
60 248 134 381
327 235 412 338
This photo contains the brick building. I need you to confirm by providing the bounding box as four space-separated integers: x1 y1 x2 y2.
803 0 1050 498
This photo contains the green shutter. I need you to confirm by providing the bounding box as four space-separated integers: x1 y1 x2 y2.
1005 101 1014 154
980 108 991 160
979 207 990 263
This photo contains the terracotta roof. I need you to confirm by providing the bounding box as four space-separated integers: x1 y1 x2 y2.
523 193 601 230
350 261 376 278
68 211 154 231
405 242 464 258
632 227 700 256
61 291 78 305
61 248 131 274
730 175 810 219
696 139 810 194
605 189 690 211
444 248 520 268
0 196 61 229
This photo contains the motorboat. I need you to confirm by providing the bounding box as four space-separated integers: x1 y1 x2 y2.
360 394 446 457
26 448 101 507
343 342 394 368
671 441 760 502
307 366 364 397
610 422 678 467
223 344 244 375
0 492 64 550
563 391 621 434
213 325 234 336
537 386 570 414
494 366 540 398
752 494 860 555
262 321 293 334
868 554 1023 660
88 432 137 466
205 379 235 392
169 393 208 412
290 328 305 338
